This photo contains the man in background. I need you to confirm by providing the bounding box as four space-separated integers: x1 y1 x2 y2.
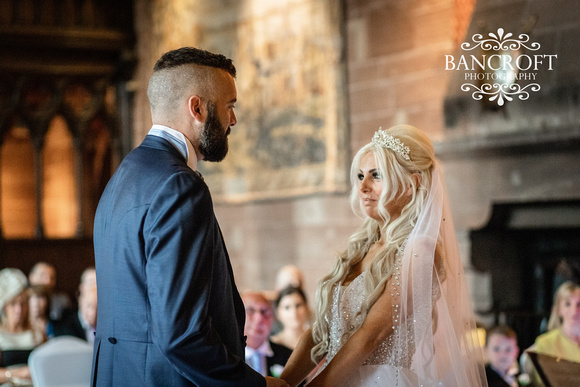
243 291 293 379
53 287 97 344
28 261 71 320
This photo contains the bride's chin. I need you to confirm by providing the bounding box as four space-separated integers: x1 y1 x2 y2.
366 213 383 224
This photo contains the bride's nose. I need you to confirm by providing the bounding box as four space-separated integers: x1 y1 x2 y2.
359 176 371 193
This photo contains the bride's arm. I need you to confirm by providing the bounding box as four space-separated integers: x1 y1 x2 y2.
280 328 317 387
305 279 395 386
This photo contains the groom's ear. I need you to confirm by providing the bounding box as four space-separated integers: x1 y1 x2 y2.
188 95 207 123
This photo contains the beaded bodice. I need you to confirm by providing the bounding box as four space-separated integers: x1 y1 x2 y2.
322 238 416 374
324 271 415 370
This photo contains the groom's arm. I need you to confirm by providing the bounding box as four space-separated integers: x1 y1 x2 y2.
280 328 317 387
145 173 266 386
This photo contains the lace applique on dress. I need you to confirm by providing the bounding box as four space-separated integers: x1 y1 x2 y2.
323 241 415 371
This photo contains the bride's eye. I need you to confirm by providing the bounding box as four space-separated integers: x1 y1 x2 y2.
357 173 364 181
372 171 382 179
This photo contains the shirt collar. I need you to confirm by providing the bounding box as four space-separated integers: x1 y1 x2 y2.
149 124 198 171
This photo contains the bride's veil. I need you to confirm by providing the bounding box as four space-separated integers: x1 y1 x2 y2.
394 162 488 386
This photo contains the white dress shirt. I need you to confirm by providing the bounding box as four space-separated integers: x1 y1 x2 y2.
245 341 274 376
148 124 198 171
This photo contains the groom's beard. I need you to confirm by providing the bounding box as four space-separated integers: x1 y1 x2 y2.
199 102 230 162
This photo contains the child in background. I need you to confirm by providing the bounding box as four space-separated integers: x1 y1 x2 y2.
485 325 529 387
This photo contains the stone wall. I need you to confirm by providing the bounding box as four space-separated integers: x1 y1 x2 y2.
346 0 457 149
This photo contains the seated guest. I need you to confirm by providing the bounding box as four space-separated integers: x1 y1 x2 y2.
0 268 45 385
28 285 53 340
78 267 96 295
275 265 304 293
271 286 311 350
242 291 293 379
265 265 306 304
52 287 97 344
268 265 306 335
28 261 71 320
485 325 526 387
522 281 580 386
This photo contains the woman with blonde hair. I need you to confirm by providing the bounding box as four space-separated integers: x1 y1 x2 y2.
521 281 580 385
545 281 580 335
280 125 487 386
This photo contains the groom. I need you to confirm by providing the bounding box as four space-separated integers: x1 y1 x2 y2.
91 47 288 387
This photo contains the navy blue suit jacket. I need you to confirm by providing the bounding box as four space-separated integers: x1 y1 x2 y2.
91 135 265 386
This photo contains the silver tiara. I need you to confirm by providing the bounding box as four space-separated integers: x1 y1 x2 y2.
371 128 411 161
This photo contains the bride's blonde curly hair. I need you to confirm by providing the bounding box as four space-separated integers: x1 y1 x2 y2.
310 125 436 363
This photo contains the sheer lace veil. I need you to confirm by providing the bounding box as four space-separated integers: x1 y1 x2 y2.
395 162 488 386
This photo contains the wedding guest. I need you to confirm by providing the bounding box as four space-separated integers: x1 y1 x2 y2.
265 265 306 305
78 266 97 295
28 262 71 320
268 265 307 335
271 287 311 350
522 281 580 386
28 285 53 340
52 287 97 344
243 291 293 378
485 325 526 387
0 268 44 385
280 125 487 386
275 265 305 293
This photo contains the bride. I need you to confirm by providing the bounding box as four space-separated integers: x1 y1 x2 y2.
280 125 487 386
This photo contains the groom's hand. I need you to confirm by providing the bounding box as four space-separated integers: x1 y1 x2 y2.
265 376 290 387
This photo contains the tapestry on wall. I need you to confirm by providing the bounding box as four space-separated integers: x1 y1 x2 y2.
152 0 350 202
